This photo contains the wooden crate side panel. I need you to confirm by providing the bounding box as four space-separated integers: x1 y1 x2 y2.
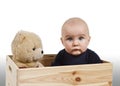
40 54 56 66
80 82 111 86
18 63 112 86
16 82 110 86
6 56 19 86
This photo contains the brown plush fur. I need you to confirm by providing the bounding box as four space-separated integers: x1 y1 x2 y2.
11 30 44 68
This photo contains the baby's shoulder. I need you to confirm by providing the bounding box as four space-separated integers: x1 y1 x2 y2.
87 49 97 54
86 49 99 58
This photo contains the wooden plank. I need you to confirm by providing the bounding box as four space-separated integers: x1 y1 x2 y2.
6 55 19 86
40 54 56 66
6 55 112 86
18 63 112 86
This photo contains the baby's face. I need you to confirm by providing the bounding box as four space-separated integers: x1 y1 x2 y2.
61 23 90 56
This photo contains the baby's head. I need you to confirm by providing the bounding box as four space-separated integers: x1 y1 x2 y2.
61 17 90 55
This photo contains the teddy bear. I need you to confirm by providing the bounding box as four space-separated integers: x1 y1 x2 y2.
11 30 44 68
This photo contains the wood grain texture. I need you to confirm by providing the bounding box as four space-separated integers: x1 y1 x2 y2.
6 55 112 86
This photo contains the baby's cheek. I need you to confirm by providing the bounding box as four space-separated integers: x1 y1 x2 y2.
82 48 87 52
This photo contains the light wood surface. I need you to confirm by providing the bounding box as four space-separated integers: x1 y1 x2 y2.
6 55 112 86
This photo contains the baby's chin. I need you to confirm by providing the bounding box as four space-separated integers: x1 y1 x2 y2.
71 51 82 56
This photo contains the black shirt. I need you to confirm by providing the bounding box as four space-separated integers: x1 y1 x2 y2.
51 49 102 66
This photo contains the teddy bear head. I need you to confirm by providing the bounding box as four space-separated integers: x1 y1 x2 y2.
11 30 44 65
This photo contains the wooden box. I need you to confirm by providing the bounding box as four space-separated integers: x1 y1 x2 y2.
6 54 112 86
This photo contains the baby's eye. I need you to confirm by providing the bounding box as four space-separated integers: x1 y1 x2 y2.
79 37 84 40
67 37 73 41
33 47 36 51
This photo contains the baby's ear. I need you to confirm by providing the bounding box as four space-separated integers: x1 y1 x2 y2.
60 37 63 44
88 36 91 42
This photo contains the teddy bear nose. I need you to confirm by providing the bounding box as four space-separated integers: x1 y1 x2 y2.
41 50 44 54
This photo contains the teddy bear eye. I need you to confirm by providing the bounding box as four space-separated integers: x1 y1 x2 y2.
33 47 36 51
41 50 44 54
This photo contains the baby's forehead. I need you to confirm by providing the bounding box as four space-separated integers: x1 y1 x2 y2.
62 18 88 30
61 17 89 35
64 18 86 26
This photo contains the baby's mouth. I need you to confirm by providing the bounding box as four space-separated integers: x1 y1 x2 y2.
72 49 82 52
71 49 83 55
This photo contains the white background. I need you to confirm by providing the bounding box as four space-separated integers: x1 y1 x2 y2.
0 0 120 85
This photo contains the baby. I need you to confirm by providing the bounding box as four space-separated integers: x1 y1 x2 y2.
52 17 102 66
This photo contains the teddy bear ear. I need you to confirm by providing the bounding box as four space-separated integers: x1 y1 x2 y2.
16 31 26 43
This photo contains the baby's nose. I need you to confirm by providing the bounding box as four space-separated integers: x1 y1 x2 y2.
73 40 79 46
